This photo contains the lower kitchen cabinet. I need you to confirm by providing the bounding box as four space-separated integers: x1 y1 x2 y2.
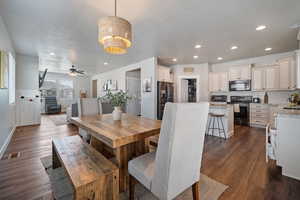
250 103 270 127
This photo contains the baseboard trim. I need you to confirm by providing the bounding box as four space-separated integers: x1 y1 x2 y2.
0 126 16 159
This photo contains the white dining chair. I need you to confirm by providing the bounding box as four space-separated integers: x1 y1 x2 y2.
128 102 209 200
77 98 102 142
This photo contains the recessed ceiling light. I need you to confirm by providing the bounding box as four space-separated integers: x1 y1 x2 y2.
195 44 202 49
217 57 223 60
265 47 272 51
256 25 266 31
50 52 55 56
193 55 199 59
104 62 108 65
231 46 238 50
172 58 177 62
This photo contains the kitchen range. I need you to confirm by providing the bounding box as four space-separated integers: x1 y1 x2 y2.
210 95 253 126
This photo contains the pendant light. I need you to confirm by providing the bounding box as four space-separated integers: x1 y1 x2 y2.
98 0 132 54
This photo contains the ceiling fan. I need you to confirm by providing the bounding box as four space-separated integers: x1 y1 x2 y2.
69 65 85 76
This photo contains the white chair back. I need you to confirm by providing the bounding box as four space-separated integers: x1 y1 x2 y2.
78 98 102 116
151 103 209 200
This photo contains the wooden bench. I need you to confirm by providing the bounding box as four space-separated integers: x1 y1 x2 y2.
52 135 119 200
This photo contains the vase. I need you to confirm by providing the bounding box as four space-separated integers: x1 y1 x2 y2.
112 106 122 120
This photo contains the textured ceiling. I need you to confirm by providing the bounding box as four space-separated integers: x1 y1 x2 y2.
0 0 300 74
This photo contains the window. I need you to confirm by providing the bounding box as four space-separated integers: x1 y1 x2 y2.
8 53 15 104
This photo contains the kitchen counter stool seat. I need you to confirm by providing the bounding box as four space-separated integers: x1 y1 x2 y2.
206 113 227 139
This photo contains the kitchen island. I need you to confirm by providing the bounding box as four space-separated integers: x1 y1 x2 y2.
275 108 300 181
206 104 234 139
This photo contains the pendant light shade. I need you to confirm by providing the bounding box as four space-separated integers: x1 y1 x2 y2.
98 16 132 54
98 0 132 54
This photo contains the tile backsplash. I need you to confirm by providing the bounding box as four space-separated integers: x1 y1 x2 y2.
210 91 299 105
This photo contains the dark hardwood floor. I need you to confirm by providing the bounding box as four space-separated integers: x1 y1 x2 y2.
0 115 300 200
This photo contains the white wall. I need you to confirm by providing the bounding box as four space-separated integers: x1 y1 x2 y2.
73 76 91 98
16 54 39 90
43 72 91 99
91 57 158 119
0 16 15 157
171 63 209 102
210 51 297 104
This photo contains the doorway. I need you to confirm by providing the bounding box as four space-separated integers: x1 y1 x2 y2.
126 69 141 116
92 79 97 98
177 76 200 103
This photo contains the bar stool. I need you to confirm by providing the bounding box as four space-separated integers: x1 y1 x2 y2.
206 113 226 139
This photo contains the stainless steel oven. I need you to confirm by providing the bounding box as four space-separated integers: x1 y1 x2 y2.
229 80 251 91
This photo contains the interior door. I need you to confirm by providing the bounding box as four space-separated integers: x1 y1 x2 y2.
92 79 97 98
126 77 141 116
181 79 189 102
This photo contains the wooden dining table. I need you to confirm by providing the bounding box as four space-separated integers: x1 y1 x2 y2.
70 113 161 192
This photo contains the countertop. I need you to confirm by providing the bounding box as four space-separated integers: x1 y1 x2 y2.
209 103 233 108
277 108 300 116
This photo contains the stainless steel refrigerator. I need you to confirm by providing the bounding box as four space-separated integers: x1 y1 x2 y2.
157 81 174 120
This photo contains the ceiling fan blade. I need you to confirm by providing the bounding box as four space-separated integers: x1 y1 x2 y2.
76 71 85 74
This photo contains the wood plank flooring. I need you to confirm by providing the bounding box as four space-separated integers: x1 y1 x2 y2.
0 115 300 200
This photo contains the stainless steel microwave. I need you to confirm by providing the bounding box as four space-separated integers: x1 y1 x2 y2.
229 80 251 91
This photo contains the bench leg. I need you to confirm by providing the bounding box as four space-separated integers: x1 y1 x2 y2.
112 170 120 200
192 181 200 200
52 142 61 169
129 175 136 200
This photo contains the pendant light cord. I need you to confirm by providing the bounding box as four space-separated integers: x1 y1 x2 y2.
114 0 117 16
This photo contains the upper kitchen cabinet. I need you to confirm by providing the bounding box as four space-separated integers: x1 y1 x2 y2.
158 65 173 82
252 56 296 91
209 72 228 92
252 67 265 91
229 65 251 81
277 57 296 90
265 65 280 90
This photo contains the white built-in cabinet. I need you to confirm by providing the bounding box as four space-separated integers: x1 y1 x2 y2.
229 65 251 81
265 66 280 90
252 68 265 91
209 72 228 92
252 56 296 91
158 65 173 82
278 57 296 90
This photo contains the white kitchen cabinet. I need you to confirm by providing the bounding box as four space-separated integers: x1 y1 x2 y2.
265 66 280 90
276 113 300 181
278 57 296 90
219 72 228 91
209 73 218 92
229 65 251 81
209 72 228 92
250 103 270 128
206 105 234 138
252 68 265 91
16 90 41 126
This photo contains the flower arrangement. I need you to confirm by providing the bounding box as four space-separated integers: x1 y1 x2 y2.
100 90 132 107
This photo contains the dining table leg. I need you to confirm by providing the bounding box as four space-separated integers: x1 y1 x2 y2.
114 138 149 192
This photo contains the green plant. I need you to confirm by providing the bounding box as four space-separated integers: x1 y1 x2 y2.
100 90 131 107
